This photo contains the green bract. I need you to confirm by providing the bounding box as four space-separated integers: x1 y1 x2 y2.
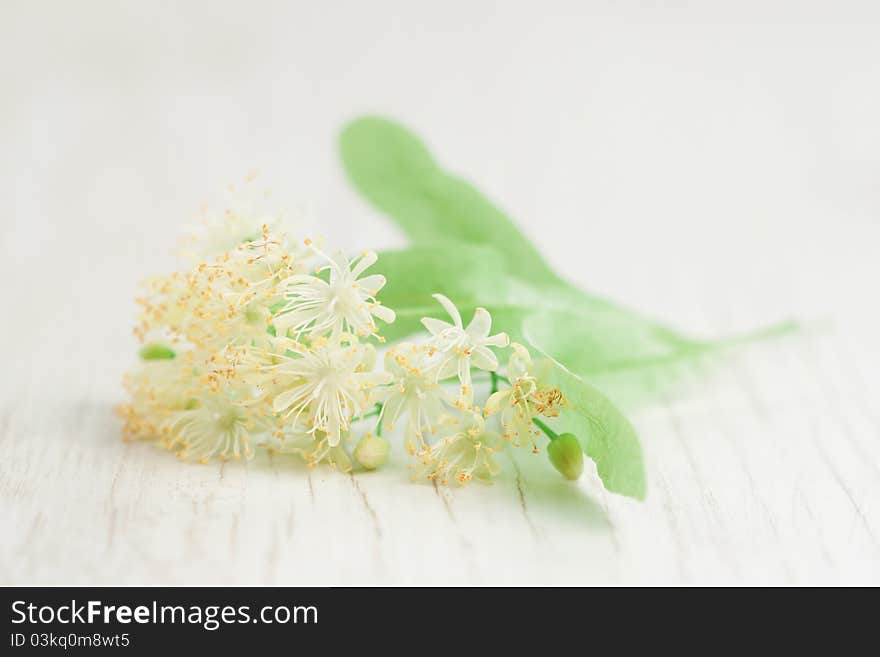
340 116 730 379
139 343 176 360
532 359 645 500
522 308 705 374
340 116 562 286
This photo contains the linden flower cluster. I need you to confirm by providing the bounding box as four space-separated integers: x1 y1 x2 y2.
380 298 568 484
118 183 395 468
119 188 575 484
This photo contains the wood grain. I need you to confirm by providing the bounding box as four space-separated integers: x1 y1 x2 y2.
2 323 878 584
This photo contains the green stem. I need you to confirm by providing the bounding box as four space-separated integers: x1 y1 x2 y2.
374 403 384 437
490 371 499 395
532 417 559 442
356 403 383 424
478 372 510 386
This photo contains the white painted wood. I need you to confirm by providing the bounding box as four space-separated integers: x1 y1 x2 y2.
2 1 879 585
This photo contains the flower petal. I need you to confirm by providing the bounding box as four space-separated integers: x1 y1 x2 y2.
432 293 462 328
351 250 378 277
357 274 386 294
484 390 509 416
484 332 509 348
382 392 408 426
435 358 459 381
326 251 352 283
281 274 328 289
466 307 492 339
421 317 453 336
371 304 395 324
326 413 341 446
272 386 302 413
470 346 499 371
508 343 531 379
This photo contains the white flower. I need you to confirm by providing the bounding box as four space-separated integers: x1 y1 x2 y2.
178 175 296 261
421 294 509 406
264 426 354 472
275 246 395 339
136 234 301 354
118 358 194 441
163 390 269 463
374 342 450 454
269 339 392 446
484 343 565 451
412 413 503 485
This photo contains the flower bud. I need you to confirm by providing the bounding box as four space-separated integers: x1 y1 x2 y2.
547 433 584 481
354 433 390 470
139 342 176 360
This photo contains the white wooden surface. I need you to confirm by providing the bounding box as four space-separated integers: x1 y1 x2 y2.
2 1 879 585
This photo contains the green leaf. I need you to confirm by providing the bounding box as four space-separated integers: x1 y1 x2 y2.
532 358 646 500
340 116 562 286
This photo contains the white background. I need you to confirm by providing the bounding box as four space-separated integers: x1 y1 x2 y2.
1 1 878 584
